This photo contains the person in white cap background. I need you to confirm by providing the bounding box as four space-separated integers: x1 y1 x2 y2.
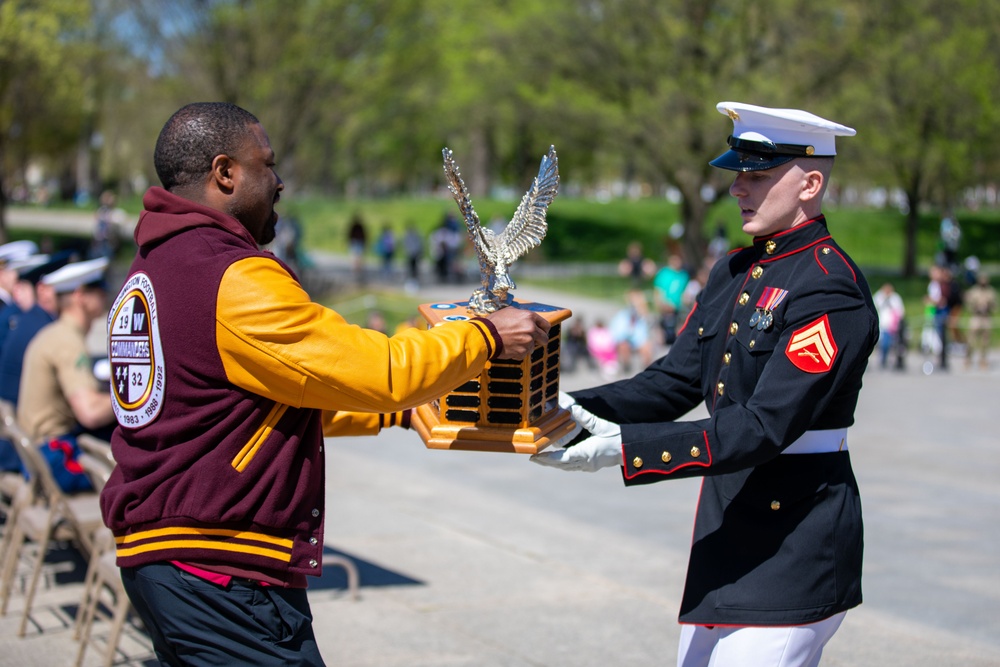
17 257 116 491
0 240 40 309
533 101 877 667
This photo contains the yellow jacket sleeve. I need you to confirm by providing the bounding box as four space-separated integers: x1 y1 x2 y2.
215 256 498 434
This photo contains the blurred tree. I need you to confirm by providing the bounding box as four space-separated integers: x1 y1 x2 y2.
512 1 867 267
0 0 90 239
841 0 1000 277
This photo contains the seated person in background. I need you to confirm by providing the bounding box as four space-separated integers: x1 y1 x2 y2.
586 318 618 377
653 253 689 345
0 252 74 405
18 258 115 491
0 253 70 473
0 240 39 309
609 289 654 373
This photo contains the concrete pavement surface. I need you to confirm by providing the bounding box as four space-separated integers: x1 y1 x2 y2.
1 209 998 665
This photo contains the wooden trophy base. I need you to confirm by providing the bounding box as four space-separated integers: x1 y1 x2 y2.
410 298 573 454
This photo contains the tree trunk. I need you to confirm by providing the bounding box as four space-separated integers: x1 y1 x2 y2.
902 189 920 279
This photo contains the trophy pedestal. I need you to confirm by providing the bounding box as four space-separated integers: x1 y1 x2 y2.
411 299 574 454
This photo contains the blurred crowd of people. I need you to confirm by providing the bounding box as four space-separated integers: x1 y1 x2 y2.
877 214 997 375
563 235 727 379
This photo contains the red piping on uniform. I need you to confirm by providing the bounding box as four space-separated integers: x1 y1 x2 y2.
813 245 857 282
622 431 712 480
677 302 699 335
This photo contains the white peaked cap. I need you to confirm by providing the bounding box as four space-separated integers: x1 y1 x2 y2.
0 240 39 265
41 257 110 294
711 101 857 172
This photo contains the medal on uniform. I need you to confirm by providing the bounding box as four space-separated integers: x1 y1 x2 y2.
754 287 788 332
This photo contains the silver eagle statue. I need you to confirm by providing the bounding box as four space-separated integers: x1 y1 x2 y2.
442 145 559 315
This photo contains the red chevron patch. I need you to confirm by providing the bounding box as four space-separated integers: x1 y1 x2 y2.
786 314 838 373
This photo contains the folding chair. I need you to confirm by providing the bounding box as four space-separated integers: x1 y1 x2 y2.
75 527 133 667
0 410 103 636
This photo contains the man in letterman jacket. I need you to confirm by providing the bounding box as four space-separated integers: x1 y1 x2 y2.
532 102 877 667
100 102 550 666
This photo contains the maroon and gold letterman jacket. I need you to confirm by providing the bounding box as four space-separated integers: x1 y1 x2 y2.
100 187 503 582
572 216 877 626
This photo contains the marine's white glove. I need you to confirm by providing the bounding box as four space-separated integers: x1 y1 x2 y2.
557 391 577 410
530 403 623 472
547 392 583 448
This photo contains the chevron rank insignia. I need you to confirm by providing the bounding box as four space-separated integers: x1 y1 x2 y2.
786 314 838 373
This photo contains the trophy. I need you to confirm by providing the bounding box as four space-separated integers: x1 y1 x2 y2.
410 146 576 454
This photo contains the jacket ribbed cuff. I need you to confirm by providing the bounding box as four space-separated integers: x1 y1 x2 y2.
471 317 503 360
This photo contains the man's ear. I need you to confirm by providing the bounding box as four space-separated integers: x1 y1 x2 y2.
210 154 237 194
800 169 824 203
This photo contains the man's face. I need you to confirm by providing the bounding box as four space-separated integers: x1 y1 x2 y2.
728 161 811 237
228 123 284 245
80 286 108 323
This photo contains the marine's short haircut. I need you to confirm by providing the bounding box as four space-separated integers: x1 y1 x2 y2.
153 102 260 191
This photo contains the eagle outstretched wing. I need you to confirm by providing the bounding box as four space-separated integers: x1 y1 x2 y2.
496 146 559 262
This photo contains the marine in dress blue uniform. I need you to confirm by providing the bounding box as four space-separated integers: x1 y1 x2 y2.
533 102 877 667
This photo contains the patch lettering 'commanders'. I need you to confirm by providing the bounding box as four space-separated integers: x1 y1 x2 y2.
108 272 165 428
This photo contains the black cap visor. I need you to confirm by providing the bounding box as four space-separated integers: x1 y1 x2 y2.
710 135 817 172
710 149 795 172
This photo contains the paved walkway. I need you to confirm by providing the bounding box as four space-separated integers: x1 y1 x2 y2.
2 208 999 665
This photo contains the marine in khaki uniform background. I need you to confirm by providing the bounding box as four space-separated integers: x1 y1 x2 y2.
18 258 115 443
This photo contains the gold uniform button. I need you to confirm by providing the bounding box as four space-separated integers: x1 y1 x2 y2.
632 456 643 469
698 326 704 336
770 500 781 511
749 339 756 349
822 247 831 255
723 352 731 365
690 446 701 458
738 292 750 306
729 322 739 335
661 451 672 463
717 381 725 395
752 266 764 279
765 240 777 254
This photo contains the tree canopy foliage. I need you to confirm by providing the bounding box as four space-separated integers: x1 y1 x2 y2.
1 0 998 274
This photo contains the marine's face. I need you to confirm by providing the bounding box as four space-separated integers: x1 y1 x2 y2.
228 123 283 245
728 160 810 238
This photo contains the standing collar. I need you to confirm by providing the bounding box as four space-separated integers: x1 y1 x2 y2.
746 216 830 261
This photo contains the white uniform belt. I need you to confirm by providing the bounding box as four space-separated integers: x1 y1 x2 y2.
782 428 848 454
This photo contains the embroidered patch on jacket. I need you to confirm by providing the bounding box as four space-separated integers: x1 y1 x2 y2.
108 271 166 428
785 314 838 373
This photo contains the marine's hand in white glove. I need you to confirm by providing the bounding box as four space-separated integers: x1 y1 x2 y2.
547 392 583 448
530 402 623 472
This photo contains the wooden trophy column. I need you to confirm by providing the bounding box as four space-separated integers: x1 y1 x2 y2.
410 300 575 454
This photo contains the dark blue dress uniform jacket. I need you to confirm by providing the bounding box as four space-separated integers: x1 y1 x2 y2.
572 216 877 626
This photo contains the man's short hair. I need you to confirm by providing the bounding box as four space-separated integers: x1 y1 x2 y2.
153 102 260 191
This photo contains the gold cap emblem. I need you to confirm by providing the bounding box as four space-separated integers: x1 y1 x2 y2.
726 108 740 121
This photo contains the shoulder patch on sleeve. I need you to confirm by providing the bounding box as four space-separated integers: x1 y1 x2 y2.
786 314 838 373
